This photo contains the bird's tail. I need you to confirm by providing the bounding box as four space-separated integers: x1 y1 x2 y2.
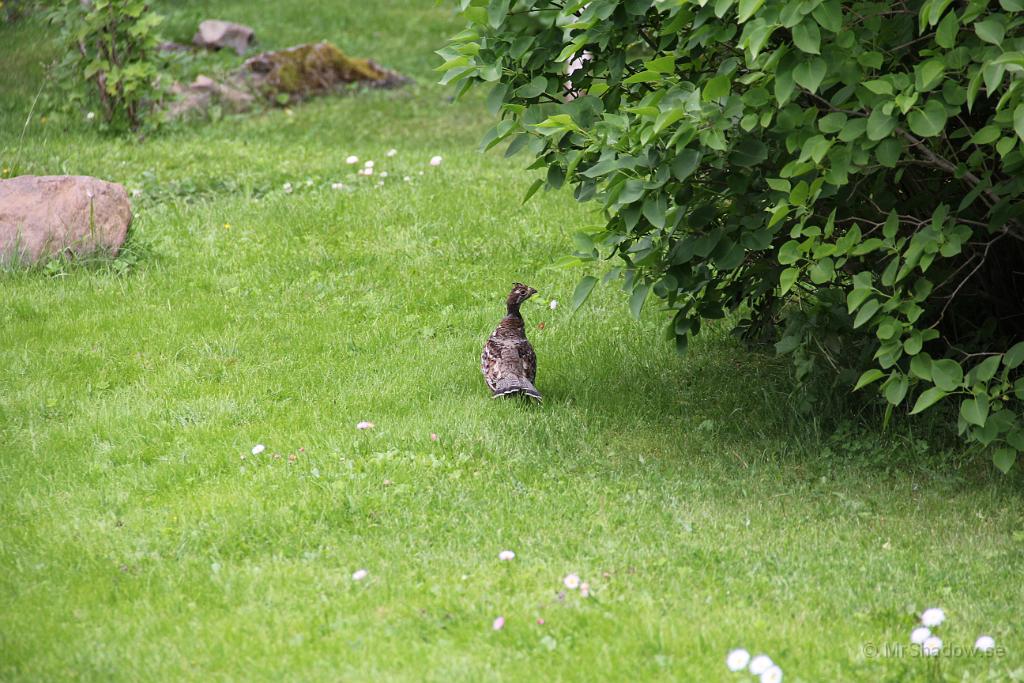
491 378 542 401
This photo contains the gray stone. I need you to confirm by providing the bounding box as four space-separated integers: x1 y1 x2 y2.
192 19 254 55
0 175 132 265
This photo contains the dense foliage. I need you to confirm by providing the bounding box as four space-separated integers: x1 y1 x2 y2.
441 0 1024 472
47 0 164 130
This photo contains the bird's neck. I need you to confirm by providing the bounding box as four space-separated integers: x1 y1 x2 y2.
506 302 522 318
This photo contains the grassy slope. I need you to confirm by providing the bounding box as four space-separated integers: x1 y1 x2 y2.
1 2 1023 681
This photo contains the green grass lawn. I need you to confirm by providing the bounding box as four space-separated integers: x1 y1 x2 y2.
2 2 1023 681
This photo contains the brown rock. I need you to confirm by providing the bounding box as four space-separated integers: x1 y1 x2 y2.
166 75 255 119
235 42 408 102
192 20 254 55
0 176 132 265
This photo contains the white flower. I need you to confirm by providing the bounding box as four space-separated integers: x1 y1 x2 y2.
379 172 388 178
356 421 374 430
364 160 374 168
360 168 374 177
760 665 783 683
351 568 368 581
580 582 590 597
386 148 397 157
498 550 515 561
749 655 773 675
922 636 942 656
911 627 931 645
305 179 313 186
403 176 412 182
921 608 945 627
492 616 505 630
331 182 346 190
345 155 359 164
549 300 558 310
251 444 265 455
975 635 995 652
726 649 750 672
283 182 293 193
429 155 443 166
86 111 95 120
563 573 581 590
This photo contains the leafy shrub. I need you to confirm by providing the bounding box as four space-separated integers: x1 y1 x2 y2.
47 0 165 130
441 0 1024 472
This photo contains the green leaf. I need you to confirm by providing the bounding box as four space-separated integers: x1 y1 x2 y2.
847 287 872 313
731 137 768 166
793 57 826 93
487 0 510 28
737 0 765 23
884 373 909 405
516 76 549 98
522 178 544 203
935 12 959 48
960 395 989 427
867 109 897 140
971 126 1001 145
570 276 598 312
644 55 676 73
971 355 1002 383
792 20 821 54
863 79 892 95
702 74 731 100
915 59 945 92
975 18 1005 45
907 100 948 138
779 266 799 294
853 299 880 328
910 387 948 414
629 283 651 319
811 0 842 32
624 70 662 84
1004 341 1024 369
931 358 964 391
854 368 885 390
1014 104 1024 143
993 448 1016 474
672 149 701 180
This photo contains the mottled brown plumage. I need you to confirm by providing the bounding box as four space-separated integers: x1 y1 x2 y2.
481 283 541 401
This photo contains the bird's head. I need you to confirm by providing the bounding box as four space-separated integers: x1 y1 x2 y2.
506 282 538 313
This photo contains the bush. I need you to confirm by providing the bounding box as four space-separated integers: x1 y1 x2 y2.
47 0 165 130
441 0 1024 472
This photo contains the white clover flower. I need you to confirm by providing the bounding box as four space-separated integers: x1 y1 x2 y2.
911 627 931 645
580 582 590 597
726 649 750 672
386 148 397 157
492 616 505 630
922 636 942 656
364 160 374 168
379 171 388 178
563 573 581 590
356 421 374 430
760 665 783 683
498 550 515 561
283 182 293 193
86 111 95 120
331 182 346 190
749 655 773 675
351 568 368 581
429 155 443 166
251 444 265 455
549 299 558 310
921 608 945 627
305 179 313 187
345 155 358 164
975 635 995 652
403 176 412 182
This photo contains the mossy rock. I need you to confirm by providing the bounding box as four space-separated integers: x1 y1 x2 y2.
235 42 407 102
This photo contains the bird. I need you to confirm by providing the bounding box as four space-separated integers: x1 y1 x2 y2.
481 282 542 401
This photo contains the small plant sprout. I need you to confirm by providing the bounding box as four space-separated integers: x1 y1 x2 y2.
498 550 515 561
429 155 443 166
975 635 995 652
563 574 580 590
921 636 942 656
345 155 358 164
920 608 945 627
726 648 750 672
910 627 931 645
251 444 265 455
749 655 773 676
351 569 368 581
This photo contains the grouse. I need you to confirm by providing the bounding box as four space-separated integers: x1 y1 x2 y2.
481 282 542 401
